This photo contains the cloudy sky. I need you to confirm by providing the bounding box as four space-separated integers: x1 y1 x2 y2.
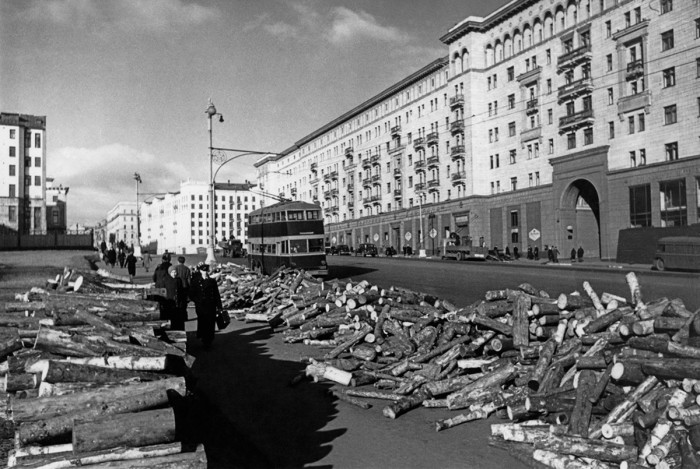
1 0 509 226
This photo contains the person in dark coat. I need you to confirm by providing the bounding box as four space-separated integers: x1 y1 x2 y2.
125 250 137 282
190 263 221 349
154 266 177 323
172 268 189 331
152 254 172 284
571 248 577 262
577 246 584 262
106 245 117 268
142 250 152 272
527 246 533 260
174 256 191 297
513 246 519 259
534 246 539 260
117 249 126 268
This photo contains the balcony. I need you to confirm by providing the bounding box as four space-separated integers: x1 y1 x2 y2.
389 144 406 155
323 190 331 200
559 109 594 133
427 179 440 190
450 145 465 161
557 44 592 72
330 205 339 213
362 158 371 169
330 188 339 197
324 207 332 215
517 66 542 84
427 132 439 146
370 154 381 165
450 94 464 109
451 171 466 184
391 125 401 136
330 170 338 180
323 173 332 183
362 177 372 188
394 188 402 198
414 183 426 192
450 120 465 135
626 60 644 81
393 167 402 178
345 146 353 155
520 126 542 143
526 98 539 115
414 159 426 171
345 160 357 171
427 155 440 169
363 197 372 205
413 137 425 149
310 176 319 185
617 90 651 115
371 195 382 203
612 19 650 42
557 77 593 103
310 162 318 173
347 183 355 193
348 201 354 209
290 187 297 196
371 174 381 183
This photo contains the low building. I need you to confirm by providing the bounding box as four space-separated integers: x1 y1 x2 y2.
105 201 138 249
45 178 69 232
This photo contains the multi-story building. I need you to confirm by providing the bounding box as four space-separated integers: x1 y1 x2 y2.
45 178 69 232
105 201 138 248
256 0 700 260
139 180 258 255
0 113 47 235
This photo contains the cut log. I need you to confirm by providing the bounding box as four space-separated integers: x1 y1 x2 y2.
10 377 185 424
33 327 102 357
534 433 637 463
305 360 352 386
72 310 123 336
5 373 39 393
568 369 597 437
435 404 494 431
41 360 168 384
589 376 658 439
382 387 431 419
447 362 517 410
512 294 530 347
72 408 176 454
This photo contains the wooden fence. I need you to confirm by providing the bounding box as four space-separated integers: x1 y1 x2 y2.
0 232 94 250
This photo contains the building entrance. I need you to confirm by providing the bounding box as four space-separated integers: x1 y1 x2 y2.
560 179 600 259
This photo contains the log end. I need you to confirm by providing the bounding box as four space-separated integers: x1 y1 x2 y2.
382 406 397 419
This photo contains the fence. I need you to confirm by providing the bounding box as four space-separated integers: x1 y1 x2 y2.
0 232 94 251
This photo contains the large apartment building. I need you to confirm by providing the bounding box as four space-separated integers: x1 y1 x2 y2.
139 180 258 255
0 113 47 235
256 0 700 260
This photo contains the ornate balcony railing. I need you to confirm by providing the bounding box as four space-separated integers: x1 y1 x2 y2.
414 183 426 192
450 120 464 135
450 94 464 108
626 60 644 80
526 99 539 114
559 109 594 133
391 125 401 136
370 154 381 164
451 171 466 182
427 155 440 168
557 77 593 103
414 160 426 171
344 146 353 155
427 132 439 145
393 188 402 198
362 158 371 169
450 145 465 161
557 44 592 71
389 144 406 155
413 137 425 149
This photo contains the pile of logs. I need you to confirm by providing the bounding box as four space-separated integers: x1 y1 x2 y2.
219 264 700 468
0 273 205 468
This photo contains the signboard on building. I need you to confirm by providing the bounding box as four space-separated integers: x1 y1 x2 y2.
529 228 541 241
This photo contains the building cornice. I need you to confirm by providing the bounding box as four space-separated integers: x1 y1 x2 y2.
440 0 539 45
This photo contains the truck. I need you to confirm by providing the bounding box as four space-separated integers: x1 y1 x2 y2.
219 238 243 258
441 233 488 261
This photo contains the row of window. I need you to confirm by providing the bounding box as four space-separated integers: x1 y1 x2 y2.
629 177 700 228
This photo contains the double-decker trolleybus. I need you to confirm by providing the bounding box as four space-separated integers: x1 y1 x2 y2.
247 200 328 276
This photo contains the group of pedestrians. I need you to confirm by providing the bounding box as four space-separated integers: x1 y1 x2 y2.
99 240 140 281
152 253 222 349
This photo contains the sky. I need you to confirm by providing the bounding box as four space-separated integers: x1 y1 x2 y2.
0 0 510 226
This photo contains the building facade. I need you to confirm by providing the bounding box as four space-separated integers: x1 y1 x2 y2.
139 180 258 255
0 113 47 235
256 0 700 260
105 201 138 249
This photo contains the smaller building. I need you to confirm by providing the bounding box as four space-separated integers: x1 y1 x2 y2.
45 178 69 232
105 201 138 249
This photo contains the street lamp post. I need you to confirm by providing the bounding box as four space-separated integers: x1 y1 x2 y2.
418 195 426 258
133 172 142 256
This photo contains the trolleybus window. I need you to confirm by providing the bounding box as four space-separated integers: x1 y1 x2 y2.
290 239 308 253
309 239 324 252
288 210 304 220
280 241 288 254
306 210 320 220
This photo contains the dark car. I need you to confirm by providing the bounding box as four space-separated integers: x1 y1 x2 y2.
355 243 378 257
330 244 351 255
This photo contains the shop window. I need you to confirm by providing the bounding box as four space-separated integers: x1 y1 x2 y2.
659 179 687 227
629 184 651 227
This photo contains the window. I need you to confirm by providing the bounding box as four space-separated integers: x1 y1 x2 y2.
487 77 491 90
24 157 30 167
662 67 676 87
548 139 554 154
546 49 551 64
608 88 614 105
660 179 687 227
25 176 31 187
509 149 516 164
661 30 674 51
582 96 592 111
606 21 611 38
508 94 515 109
665 142 679 160
628 116 636 134
629 184 652 227
9 184 15 198
535 172 540 186
625 12 631 28
507 66 514 81
9 165 15 176
34 134 41 148
508 122 516 137
660 0 672 14
638 113 645 132
630 150 637 167
606 54 613 71
548 109 553 125
8 206 16 222
547 79 552 94
567 132 576 150
697 58 700 78
490 182 495 194
34 176 40 186
9 147 15 157
609 121 615 139
511 177 517 191
639 149 646 165
584 128 593 146
527 145 533 160
490 155 494 169
511 211 519 227
664 105 677 125
34 157 41 167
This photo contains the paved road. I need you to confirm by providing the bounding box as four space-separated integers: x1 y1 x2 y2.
189 254 699 468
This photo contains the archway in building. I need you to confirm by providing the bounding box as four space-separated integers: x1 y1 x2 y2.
560 179 601 259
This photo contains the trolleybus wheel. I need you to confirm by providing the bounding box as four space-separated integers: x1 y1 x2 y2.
457 251 465 261
654 258 665 271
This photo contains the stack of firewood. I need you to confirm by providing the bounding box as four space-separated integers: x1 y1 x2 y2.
0 273 205 468
220 264 700 468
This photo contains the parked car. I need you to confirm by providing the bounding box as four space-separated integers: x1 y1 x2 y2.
355 243 378 257
330 244 351 255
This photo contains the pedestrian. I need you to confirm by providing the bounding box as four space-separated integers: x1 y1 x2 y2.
577 246 584 262
171 267 188 331
100 240 107 258
534 246 539 260
546 245 553 263
152 254 172 285
142 250 152 272
118 239 126 252
174 256 191 302
106 245 117 269
513 246 519 259
117 249 126 268
553 246 560 263
189 262 222 349
570 248 577 262
527 246 533 260
155 266 177 323
125 250 137 282
163 250 171 263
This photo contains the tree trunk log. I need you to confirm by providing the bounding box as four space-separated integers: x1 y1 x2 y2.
72 408 176 454
382 387 431 419
568 369 596 437
534 433 637 463
41 360 168 385
447 362 517 410
512 295 531 348
33 327 102 358
589 375 658 439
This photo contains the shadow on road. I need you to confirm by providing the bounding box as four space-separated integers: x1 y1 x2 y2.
327 264 378 279
188 323 345 468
